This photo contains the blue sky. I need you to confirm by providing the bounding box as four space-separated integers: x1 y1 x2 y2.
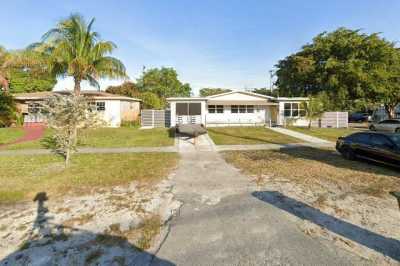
2 1 400 95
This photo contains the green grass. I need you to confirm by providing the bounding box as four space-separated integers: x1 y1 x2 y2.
0 128 24 145
288 126 360 142
5 128 174 150
79 128 174 148
207 127 301 145
0 153 179 204
5 128 53 150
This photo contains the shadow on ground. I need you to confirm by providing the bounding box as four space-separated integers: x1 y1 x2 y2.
252 191 400 262
0 192 174 266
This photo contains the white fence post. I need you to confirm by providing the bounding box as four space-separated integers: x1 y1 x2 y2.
152 110 155 128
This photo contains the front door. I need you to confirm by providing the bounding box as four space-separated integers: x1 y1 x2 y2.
176 103 202 125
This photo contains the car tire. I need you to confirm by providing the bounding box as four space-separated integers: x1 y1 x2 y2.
369 125 376 131
342 148 356 160
396 128 400 133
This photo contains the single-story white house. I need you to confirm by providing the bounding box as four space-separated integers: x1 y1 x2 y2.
13 91 141 127
167 91 309 127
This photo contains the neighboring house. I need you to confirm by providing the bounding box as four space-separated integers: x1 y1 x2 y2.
166 91 309 127
13 91 141 127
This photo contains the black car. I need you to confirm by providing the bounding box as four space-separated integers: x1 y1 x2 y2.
336 132 400 168
348 112 369 123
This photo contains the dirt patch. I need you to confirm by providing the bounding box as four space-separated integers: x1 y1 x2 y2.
0 177 181 265
224 147 400 265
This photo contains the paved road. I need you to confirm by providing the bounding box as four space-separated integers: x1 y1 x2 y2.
152 137 367 265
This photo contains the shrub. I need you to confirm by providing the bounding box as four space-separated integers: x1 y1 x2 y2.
0 92 17 127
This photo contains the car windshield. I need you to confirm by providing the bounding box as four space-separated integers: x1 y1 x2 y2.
388 135 400 146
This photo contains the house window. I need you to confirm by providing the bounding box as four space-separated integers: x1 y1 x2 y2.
231 105 254 113
189 103 201 115
96 102 105 111
176 103 202 115
231 105 238 113
283 102 305 118
28 102 42 113
208 105 223 113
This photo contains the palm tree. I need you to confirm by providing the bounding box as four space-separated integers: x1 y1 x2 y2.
33 14 127 95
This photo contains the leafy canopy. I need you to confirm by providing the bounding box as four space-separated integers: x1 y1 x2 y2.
136 67 191 106
199 88 231 97
32 14 127 95
0 91 17 127
105 82 140 98
275 28 400 114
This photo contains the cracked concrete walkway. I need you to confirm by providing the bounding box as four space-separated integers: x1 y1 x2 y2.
152 135 367 265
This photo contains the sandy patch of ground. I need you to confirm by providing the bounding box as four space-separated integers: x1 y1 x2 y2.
0 178 181 265
224 147 400 265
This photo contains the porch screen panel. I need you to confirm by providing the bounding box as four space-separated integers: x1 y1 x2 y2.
189 103 201 115
176 103 189 115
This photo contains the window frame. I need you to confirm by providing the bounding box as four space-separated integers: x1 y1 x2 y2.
283 102 305 118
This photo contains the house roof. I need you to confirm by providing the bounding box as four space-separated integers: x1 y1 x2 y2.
13 91 141 102
206 90 276 100
276 97 309 101
166 97 207 101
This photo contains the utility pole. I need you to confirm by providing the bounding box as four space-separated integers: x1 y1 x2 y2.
269 70 273 94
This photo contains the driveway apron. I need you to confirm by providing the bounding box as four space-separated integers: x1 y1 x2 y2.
152 134 368 265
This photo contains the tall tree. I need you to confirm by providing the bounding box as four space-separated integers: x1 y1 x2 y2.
32 14 127 95
275 28 400 115
0 46 11 91
105 81 140 98
302 94 326 128
136 67 191 106
0 91 16 127
199 88 231 97
8 68 57 93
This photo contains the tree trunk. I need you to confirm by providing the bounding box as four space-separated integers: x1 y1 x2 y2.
0 73 9 92
74 77 81 96
65 147 71 168
385 104 396 119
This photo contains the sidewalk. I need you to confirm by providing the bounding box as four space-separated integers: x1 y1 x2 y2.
269 127 332 144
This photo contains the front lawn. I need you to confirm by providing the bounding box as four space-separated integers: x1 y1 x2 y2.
0 152 179 204
5 128 174 150
208 127 301 145
79 128 174 148
223 148 400 196
0 128 24 145
288 126 360 142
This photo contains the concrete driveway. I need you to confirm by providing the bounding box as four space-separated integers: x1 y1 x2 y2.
152 135 368 265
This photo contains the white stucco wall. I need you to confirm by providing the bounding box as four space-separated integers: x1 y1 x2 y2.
206 105 268 125
99 100 121 127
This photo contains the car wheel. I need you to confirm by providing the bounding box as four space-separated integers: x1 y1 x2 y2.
369 125 375 131
342 148 356 160
396 128 400 133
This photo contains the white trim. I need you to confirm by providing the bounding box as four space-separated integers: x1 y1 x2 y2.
206 90 276 100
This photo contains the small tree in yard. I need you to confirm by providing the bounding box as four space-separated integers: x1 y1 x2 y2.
303 94 326 128
43 94 102 166
0 91 16 127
